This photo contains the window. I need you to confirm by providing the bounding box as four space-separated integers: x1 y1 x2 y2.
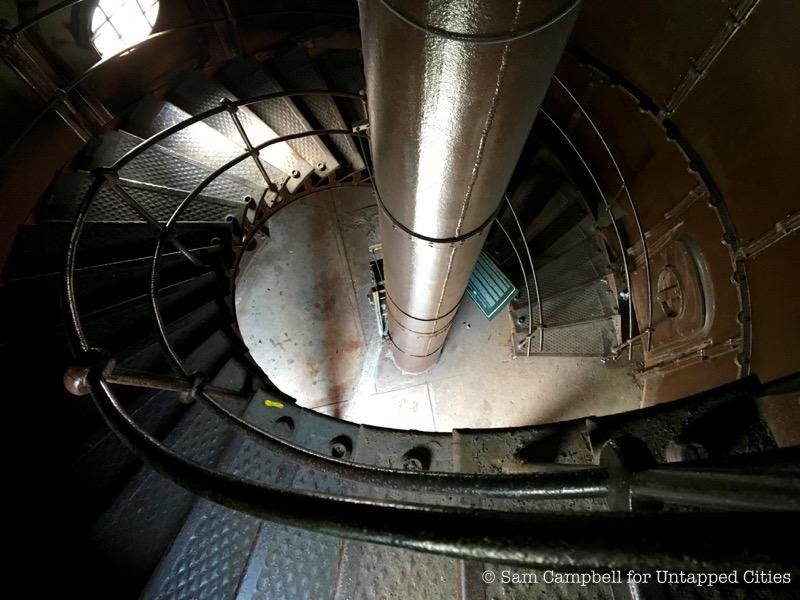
90 0 159 57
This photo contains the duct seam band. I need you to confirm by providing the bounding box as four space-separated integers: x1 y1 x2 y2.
376 0 582 46
387 335 448 359
384 290 461 324
376 190 498 245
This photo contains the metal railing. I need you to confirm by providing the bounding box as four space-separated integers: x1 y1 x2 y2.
501 195 544 354
0 1 359 161
6 1 797 573
58 90 798 568
538 109 633 356
550 75 654 356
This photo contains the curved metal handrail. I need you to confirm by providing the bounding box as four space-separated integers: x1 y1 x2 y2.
495 219 534 353
87 377 794 571
146 129 608 500
13 0 790 574
51 63 798 576
65 95 608 501
551 76 653 355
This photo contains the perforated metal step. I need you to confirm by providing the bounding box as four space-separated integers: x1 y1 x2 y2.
218 57 340 177
513 318 619 356
512 278 618 329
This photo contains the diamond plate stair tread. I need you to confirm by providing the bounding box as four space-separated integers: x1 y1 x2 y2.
167 72 311 190
273 49 365 171
85 404 235 593
142 100 271 192
59 329 235 525
90 130 261 202
335 543 457 600
514 280 617 328
333 429 458 600
235 464 351 600
515 319 617 356
237 522 342 600
141 438 284 600
43 171 242 223
218 58 340 176
236 413 458 599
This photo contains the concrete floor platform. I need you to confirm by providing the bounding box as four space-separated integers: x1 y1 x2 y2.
235 187 642 431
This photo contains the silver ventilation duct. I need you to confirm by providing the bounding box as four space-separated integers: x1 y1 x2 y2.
360 0 581 372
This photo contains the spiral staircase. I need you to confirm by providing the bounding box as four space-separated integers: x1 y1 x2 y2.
1 1 798 599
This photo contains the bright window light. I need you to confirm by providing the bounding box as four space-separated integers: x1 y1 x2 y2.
91 0 159 57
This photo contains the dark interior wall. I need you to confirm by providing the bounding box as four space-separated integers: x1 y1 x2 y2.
0 0 211 272
0 0 359 272
569 0 799 386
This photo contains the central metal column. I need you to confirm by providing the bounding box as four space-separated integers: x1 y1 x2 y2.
360 0 581 372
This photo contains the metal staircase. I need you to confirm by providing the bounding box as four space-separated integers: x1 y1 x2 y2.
487 138 624 358
1 5 798 600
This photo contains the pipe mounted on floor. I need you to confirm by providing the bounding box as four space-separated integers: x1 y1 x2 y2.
360 0 581 372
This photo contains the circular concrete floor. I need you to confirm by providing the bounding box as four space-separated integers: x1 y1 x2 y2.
235 187 641 431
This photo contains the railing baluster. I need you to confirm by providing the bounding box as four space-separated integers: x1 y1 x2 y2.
504 195 544 354
106 177 206 268
495 219 534 355
540 110 634 358
222 99 279 192
553 76 654 354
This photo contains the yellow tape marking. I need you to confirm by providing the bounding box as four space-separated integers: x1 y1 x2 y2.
264 399 284 409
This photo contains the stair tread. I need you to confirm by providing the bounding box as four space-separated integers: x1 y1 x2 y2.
533 239 609 298
6 220 234 278
141 436 285 600
0 244 222 337
131 97 270 193
272 48 365 171
84 347 238 595
167 71 312 190
87 129 261 202
40 170 243 224
514 318 619 357
62 335 241 521
541 213 596 258
218 57 340 177
513 278 617 328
